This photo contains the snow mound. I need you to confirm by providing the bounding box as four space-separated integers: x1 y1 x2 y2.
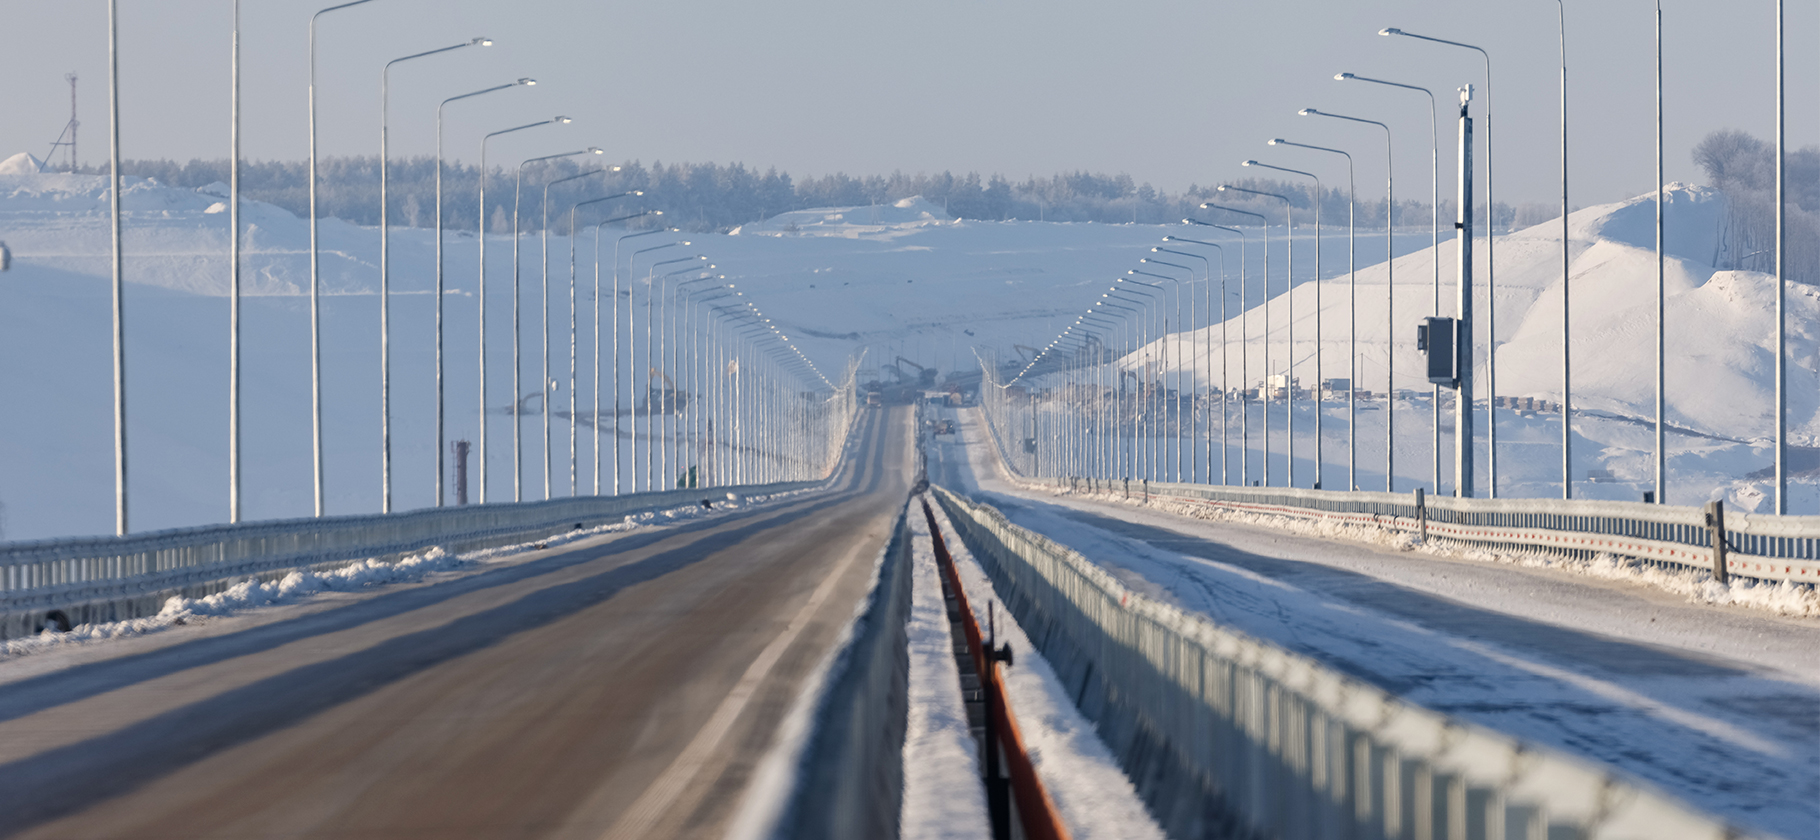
731 195 955 238
0 152 44 175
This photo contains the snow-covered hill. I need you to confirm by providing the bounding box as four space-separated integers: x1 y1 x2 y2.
1 158 1813 539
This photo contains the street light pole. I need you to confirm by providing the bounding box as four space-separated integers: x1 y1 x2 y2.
381 37 489 513
230 0 241 523
1156 245 1213 482
1556 0 1573 500
1774 0 1787 514
565 195 643 493
108 0 126 535
1132 267 1185 482
610 226 672 493
1379 26 1500 497
1163 236 1227 483
1214 188 1289 486
477 117 568 504
436 79 533 507
1269 139 1356 489
512 148 603 501
1245 160 1326 489
586 209 657 494
1185 217 1250 485
1300 108 1395 491
541 167 615 499
308 0 377 518
1337 72 1443 494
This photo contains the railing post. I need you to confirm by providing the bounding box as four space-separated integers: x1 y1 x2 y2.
1704 499 1730 585
1415 488 1427 543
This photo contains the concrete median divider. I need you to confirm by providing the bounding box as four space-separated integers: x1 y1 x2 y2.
930 484 1778 840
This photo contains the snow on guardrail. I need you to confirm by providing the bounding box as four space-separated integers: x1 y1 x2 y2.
930 484 1786 840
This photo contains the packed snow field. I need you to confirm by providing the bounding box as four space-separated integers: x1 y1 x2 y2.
927 406 1819 839
10 149 1813 539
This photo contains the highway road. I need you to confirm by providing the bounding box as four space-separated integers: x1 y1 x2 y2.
0 407 910 840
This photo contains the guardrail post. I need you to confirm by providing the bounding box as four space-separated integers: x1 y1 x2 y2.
1415 488 1427 543
1704 499 1730 585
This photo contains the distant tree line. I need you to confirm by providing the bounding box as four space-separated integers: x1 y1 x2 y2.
1693 129 1818 283
97 157 1520 234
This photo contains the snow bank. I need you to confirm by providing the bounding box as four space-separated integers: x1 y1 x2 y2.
901 498 991 840
927 498 1166 840
1067 487 1820 619
0 493 797 660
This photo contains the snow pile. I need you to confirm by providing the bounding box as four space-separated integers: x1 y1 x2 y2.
733 195 955 238
0 152 44 176
926 498 1167 840
901 498 991 839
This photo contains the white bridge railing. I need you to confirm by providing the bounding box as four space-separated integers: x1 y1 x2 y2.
0 480 821 639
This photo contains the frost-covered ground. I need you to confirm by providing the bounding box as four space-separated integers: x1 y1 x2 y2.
2 152 1815 542
930 406 1820 839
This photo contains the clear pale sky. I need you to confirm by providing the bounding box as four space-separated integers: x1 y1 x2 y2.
2 0 1814 207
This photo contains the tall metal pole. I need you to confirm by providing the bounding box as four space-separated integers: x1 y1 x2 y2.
109 0 127 535
1655 1 1667 504
1774 0 1786 514
1558 0 1572 500
1241 162 1324 488
1303 109 1394 491
309 0 375 518
1336 74 1439 492
1380 28 1499 496
614 227 669 493
437 80 526 507
381 39 481 513
1201 200 1274 483
478 119 565 505
1456 86 1476 497
540 165 609 499
1210 197 1277 484
229 0 241 523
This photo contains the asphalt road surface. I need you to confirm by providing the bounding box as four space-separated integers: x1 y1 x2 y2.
0 406 911 840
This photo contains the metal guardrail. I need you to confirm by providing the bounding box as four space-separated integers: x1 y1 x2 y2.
1031 476 1820 585
931 485 1779 840
1 481 820 625
973 401 1820 585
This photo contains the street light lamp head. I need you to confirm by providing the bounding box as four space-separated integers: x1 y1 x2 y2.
1215 185 1231 192
1336 72 1356 81
472 37 493 47
554 116 572 124
1268 138 1286 146
632 190 644 196
517 78 536 86
651 210 664 216
1380 27 1402 36
1298 108 1319 116
586 147 604 155
1241 160 1259 167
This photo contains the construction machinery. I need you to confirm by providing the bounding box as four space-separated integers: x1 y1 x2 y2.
637 369 690 414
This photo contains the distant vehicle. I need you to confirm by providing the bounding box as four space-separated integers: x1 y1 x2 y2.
865 391 882 407
933 419 955 436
